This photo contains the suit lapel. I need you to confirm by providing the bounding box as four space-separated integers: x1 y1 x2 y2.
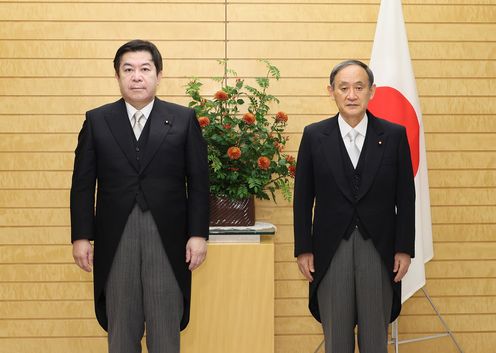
356 111 387 200
139 98 175 173
320 115 355 203
104 99 140 172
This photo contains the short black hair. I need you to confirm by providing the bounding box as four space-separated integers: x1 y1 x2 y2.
113 40 163 76
329 60 374 88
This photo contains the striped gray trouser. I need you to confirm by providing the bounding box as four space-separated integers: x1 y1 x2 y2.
105 204 183 353
317 228 393 353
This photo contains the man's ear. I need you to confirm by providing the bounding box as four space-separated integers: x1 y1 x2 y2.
327 85 335 99
369 83 377 99
156 71 163 85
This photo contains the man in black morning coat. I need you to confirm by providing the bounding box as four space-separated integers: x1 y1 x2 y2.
70 40 209 353
293 60 415 353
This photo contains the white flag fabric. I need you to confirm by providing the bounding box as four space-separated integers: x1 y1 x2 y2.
368 0 434 302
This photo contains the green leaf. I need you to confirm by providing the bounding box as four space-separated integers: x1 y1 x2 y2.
261 59 281 80
226 68 238 77
278 179 292 202
255 77 269 89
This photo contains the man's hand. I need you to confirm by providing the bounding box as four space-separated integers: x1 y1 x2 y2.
73 239 93 272
297 253 315 282
186 236 207 271
393 252 411 282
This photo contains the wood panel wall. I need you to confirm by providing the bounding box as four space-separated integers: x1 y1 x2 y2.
0 1 494 353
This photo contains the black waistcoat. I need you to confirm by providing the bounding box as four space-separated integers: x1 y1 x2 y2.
131 115 152 211
338 133 370 240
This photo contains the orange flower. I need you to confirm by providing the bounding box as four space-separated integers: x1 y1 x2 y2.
258 156 271 170
288 165 296 177
227 146 241 160
243 112 256 125
198 116 210 128
285 155 295 164
223 124 231 130
275 111 288 122
214 90 229 101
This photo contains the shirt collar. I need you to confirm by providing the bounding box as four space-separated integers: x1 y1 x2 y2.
338 113 368 138
125 99 155 123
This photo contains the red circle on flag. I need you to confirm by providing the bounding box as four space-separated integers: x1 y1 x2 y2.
368 86 420 176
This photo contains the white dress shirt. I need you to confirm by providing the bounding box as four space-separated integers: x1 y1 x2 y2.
125 99 155 128
338 114 368 164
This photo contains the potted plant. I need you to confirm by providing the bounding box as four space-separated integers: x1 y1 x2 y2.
186 61 296 226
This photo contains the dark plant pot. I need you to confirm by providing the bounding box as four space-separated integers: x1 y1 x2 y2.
209 195 255 227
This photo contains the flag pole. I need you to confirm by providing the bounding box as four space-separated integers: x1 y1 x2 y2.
312 339 324 353
313 287 465 353
388 287 465 353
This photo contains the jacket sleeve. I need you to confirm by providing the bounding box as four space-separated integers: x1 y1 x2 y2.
70 113 97 242
293 126 315 257
185 109 210 239
394 127 416 257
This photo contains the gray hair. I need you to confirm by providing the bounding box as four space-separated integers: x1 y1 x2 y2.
329 60 374 88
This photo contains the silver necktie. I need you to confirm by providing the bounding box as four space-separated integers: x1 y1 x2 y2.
132 111 144 140
348 129 360 168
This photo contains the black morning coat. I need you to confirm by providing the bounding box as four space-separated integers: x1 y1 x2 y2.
293 111 416 323
70 97 209 331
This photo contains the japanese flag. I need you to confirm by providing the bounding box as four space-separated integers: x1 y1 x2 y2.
368 0 434 302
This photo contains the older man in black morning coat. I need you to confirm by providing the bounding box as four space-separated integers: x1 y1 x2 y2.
293 60 415 353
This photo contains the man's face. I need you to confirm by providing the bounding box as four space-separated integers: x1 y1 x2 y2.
116 50 162 109
328 65 375 122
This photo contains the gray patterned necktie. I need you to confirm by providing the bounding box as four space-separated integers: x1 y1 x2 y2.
132 111 144 140
348 129 360 168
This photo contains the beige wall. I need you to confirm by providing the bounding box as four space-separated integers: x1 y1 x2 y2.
0 1 495 352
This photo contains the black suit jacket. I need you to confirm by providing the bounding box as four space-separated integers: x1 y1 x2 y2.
70 97 209 331
293 111 415 322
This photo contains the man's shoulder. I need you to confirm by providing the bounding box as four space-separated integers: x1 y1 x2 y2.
86 99 122 116
155 98 195 116
369 114 407 135
304 115 338 134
